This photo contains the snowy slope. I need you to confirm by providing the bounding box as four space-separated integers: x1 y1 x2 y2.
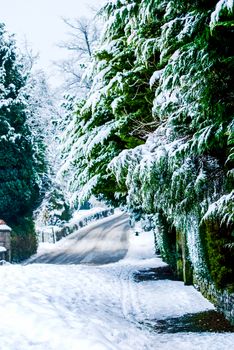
0 227 234 350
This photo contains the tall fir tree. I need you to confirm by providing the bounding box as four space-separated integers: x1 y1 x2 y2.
0 23 46 261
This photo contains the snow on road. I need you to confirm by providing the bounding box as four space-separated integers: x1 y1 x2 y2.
30 212 129 265
0 221 234 350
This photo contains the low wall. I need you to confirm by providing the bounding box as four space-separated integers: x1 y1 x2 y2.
153 212 234 325
194 274 234 325
37 208 114 243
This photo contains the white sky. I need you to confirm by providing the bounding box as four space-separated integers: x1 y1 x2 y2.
0 0 104 87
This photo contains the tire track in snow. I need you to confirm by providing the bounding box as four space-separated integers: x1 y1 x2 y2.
119 265 150 327
117 264 157 350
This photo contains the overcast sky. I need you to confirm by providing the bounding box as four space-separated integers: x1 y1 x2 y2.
0 0 104 86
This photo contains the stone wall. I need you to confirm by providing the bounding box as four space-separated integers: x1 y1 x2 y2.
154 213 234 325
194 274 234 325
55 208 114 241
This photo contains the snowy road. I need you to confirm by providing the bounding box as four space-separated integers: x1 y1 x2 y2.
0 216 234 349
29 212 130 264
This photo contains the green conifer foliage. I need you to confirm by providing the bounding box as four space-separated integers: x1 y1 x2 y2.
0 24 44 261
109 0 234 288
63 0 233 288
61 0 161 206
59 2 158 205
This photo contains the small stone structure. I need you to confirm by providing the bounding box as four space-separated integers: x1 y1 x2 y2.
0 219 11 262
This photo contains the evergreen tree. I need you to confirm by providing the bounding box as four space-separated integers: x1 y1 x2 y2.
60 0 158 206
110 0 234 288
61 0 234 288
0 23 46 261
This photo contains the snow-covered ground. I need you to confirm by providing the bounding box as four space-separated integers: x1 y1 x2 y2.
0 226 234 350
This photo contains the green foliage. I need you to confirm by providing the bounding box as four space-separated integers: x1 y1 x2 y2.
60 0 158 205
0 23 46 260
0 137 40 221
62 0 234 288
200 219 234 290
108 0 234 287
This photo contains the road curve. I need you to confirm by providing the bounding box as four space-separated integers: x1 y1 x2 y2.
29 212 130 265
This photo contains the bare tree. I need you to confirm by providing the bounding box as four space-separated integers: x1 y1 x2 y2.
19 37 40 75
59 17 98 57
55 16 100 96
